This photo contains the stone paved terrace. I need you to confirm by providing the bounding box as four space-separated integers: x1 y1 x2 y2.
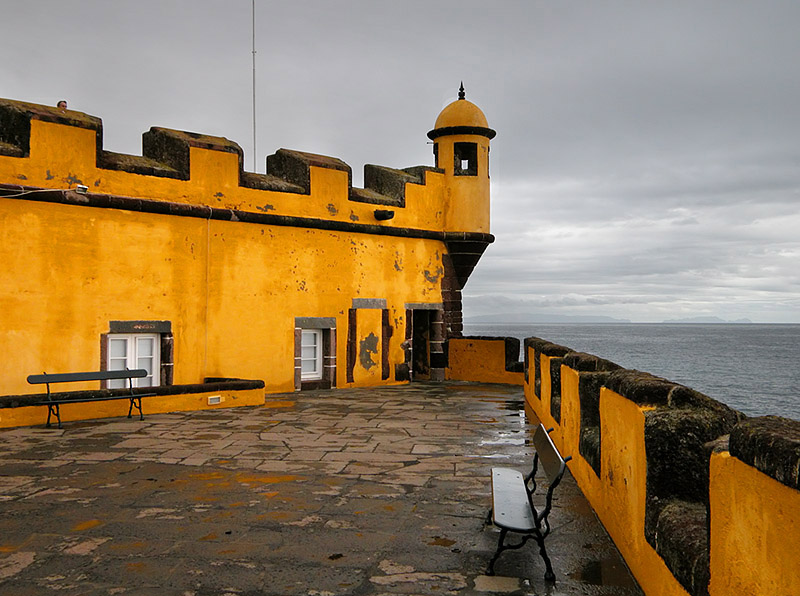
0 382 642 596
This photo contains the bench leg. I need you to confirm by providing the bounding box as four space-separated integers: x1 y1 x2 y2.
487 529 533 576
535 534 556 582
486 528 507 576
127 397 144 421
46 404 62 429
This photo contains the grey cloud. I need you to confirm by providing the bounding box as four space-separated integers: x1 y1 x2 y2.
2 0 799 322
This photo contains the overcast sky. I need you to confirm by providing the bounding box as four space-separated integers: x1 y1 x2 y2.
3 1 799 322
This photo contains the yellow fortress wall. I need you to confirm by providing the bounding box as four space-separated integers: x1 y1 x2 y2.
0 90 495 422
520 336 800 596
445 336 524 385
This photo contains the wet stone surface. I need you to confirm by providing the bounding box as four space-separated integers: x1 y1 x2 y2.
0 382 642 595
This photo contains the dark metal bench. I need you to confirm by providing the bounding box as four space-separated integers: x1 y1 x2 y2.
487 423 572 582
27 369 156 429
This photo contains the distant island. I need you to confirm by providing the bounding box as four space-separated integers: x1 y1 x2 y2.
464 313 632 324
661 316 752 324
464 313 753 324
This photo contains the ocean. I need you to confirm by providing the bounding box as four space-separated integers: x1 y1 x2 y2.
462 323 800 421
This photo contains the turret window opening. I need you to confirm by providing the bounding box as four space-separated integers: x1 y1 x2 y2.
453 142 477 176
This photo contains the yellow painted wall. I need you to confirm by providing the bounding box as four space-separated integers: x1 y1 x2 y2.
434 133 491 233
445 338 523 385
709 452 800 596
1 101 489 399
352 308 385 386
0 197 448 396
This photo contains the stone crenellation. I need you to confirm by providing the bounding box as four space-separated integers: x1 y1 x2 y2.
0 98 446 209
446 335 800 596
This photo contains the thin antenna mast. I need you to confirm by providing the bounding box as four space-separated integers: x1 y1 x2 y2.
251 0 257 172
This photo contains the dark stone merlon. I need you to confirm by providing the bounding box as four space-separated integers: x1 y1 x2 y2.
562 354 622 476
239 171 305 194
351 165 442 207
402 165 444 180
729 416 800 490
267 148 352 195
649 500 710 596
644 408 738 507
99 151 183 179
360 164 416 207
524 337 571 358
604 370 746 425
604 369 676 406
577 371 617 477
643 407 741 596
550 357 564 422
133 127 242 181
563 351 622 372
0 98 103 159
524 337 571 399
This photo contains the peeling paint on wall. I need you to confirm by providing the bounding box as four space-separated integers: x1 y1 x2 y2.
423 267 443 283
359 333 379 370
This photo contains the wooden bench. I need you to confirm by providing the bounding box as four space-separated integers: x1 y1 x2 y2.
27 369 156 429
487 423 572 582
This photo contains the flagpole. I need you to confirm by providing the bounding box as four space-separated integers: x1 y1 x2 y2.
251 0 257 172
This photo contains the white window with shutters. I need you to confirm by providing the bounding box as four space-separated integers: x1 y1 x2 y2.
107 333 161 388
300 329 323 380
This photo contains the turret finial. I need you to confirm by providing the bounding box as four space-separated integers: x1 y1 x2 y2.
458 82 465 100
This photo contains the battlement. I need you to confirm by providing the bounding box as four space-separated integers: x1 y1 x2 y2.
447 335 800 596
0 97 476 235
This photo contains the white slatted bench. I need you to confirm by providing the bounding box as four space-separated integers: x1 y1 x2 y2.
487 423 571 582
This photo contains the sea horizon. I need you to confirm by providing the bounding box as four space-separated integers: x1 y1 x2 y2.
462 322 800 422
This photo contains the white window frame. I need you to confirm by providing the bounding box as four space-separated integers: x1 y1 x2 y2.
300 329 323 381
106 333 161 388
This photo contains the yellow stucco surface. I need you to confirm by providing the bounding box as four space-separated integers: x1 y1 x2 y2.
0 99 491 401
445 338 523 385
0 197 448 396
433 133 491 233
709 452 800 596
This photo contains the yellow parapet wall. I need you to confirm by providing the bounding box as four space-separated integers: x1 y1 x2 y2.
445 337 524 385
709 420 800 595
520 335 800 596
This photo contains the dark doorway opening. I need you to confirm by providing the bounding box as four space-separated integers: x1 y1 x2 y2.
411 310 431 380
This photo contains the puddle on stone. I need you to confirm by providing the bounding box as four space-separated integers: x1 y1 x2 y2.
571 558 637 587
479 437 527 446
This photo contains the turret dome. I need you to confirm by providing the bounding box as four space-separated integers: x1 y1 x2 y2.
428 83 496 140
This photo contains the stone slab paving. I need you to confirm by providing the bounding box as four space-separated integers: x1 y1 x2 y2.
0 382 642 595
